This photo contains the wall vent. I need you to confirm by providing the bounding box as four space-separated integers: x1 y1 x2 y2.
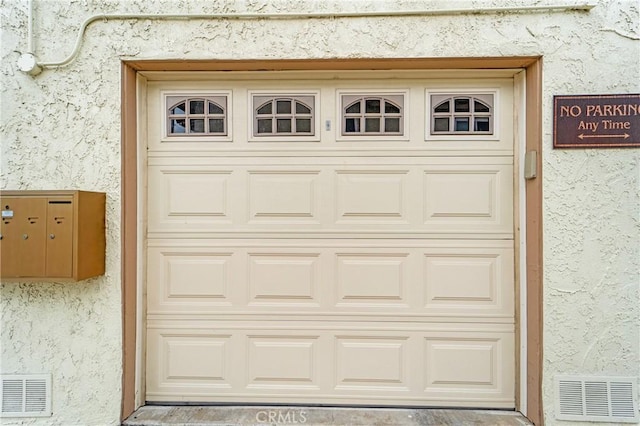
0 374 52 418
555 375 638 423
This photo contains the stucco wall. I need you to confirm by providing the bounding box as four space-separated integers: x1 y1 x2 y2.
1 0 638 425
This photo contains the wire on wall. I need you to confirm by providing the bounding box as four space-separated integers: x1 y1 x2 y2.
18 1 597 76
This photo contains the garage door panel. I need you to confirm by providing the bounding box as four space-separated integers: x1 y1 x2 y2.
335 336 410 391
146 325 513 406
165 340 227 382
147 249 237 311
146 78 515 154
148 167 236 229
424 334 514 399
335 170 409 223
425 173 495 218
146 329 234 393
148 160 512 237
423 164 512 233
247 335 320 390
248 170 321 224
148 243 513 317
336 253 410 308
426 339 497 388
166 173 230 216
165 255 229 299
424 248 514 315
248 253 321 307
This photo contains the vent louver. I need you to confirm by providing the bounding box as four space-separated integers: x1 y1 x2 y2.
556 375 639 423
0 375 51 418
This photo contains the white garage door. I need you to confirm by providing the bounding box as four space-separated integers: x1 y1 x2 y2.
145 72 516 407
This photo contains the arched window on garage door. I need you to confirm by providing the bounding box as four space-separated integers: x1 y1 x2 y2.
166 95 228 136
252 96 315 136
341 94 404 136
430 94 493 135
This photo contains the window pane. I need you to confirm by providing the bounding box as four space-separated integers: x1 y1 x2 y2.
345 118 360 133
434 101 450 113
385 117 400 133
257 102 272 115
346 102 361 114
190 100 205 114
296 102 311 114
276 100 292 114
474 100 490 112
434 117 449 132
171 102 186 115
276 118 292 133
454 98 470 112
190 119 205 133
385 102 400 114
209 119 225 133
209 102 224 114
455 117 470 131
296 118 311 133
257 119 272 133
474 117 490 132
365 117 380 132
365 99 381 113
170 119 186 133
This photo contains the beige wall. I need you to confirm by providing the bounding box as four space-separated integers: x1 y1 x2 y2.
1 1 638 424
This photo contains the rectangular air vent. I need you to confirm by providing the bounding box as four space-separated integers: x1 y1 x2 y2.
556 375 638 423
0 374 51 418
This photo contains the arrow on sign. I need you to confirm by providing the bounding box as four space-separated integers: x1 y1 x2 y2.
578 133 630 140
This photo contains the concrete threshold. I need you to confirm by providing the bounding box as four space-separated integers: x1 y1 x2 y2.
123 405 534 426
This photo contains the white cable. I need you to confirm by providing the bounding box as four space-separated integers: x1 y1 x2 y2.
26 3 596 70
27 0 34 53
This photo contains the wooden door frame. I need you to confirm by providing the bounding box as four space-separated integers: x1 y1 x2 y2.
120 57 543 424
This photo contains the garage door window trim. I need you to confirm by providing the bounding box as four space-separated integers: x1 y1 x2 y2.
426 90 499 141
337 90 409 141
162 91 232 142
249 91 320 142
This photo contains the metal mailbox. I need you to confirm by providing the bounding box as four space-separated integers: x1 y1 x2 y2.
0 190 105 281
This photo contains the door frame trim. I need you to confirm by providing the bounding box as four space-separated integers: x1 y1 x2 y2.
120 57 543 425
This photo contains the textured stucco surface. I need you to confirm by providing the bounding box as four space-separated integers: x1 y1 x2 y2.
1 0 638 425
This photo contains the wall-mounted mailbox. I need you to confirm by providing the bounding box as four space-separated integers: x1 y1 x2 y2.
0 190 106 281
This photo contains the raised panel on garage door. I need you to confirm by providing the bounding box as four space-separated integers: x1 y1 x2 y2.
147 157 513 239
146 241 513 318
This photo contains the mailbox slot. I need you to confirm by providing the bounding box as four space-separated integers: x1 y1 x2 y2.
46 198 74 277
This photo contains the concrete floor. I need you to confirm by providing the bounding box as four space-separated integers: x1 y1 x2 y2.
123 405 534 426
